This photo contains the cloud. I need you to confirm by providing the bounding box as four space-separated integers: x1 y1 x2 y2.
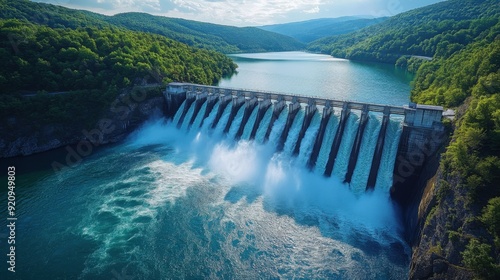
166 0 327 25
34 0 445 26
304 6 320 14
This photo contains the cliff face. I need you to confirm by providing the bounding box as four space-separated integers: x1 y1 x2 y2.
407 102 498 280
408 170 477 279
0 90 165 158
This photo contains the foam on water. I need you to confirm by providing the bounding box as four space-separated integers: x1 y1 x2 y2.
7 115 409 279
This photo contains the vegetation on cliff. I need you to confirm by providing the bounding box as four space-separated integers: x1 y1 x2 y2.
0 0 303 53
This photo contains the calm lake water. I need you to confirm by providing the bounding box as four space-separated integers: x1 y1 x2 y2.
219 51 412 105
0 51 413 279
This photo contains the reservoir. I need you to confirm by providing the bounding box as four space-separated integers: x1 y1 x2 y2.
219 51 412 105
0 52 413 279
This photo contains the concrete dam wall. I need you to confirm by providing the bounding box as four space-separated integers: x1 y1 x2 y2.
164 82 445 195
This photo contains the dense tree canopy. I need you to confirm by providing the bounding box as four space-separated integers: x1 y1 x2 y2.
307 0 500 65
0 0 303 54
0 19 237 93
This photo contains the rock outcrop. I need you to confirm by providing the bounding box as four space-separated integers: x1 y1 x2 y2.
0 90 165 158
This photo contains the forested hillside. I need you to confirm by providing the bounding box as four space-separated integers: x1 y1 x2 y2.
109 13 304 53
308 0 500 279
0 0 238 147
259 17 386 43
0 19 236 94
0 0 303 53
307 0 500 65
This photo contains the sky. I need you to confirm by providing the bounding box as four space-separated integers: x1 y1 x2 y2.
34 0 445 26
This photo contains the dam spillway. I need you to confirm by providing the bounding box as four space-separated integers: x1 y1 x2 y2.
165 82 445 193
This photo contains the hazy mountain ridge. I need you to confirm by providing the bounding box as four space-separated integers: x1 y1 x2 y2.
259 16 387 43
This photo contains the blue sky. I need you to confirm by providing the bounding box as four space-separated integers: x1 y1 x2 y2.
35 0 444 26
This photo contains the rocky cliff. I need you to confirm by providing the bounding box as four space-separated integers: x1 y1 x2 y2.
406 101 500 279
0 88 165 158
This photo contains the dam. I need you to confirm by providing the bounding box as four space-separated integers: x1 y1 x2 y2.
164 82 445 193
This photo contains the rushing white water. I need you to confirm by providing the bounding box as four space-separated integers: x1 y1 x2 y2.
350 114 382 195
297 111 321 166
333 114 360 181
268 108 288 146
173 100 186 126
283 109 305 155
180 101 196 131
201 102 220 131
375 119 403 191
190 100 208 130
314 113 339 174
7 108 410 280
5 52 414 280
227 105 246 139
254 106 273 144
241 105 259 140
214 103 233 135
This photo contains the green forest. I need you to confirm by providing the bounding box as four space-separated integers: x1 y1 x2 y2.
0 0 303 54
0 19 237 93
0 0 239 127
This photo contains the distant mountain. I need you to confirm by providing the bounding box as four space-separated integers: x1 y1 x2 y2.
259 17 387 43
108 13 305 53
0 0 304 53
